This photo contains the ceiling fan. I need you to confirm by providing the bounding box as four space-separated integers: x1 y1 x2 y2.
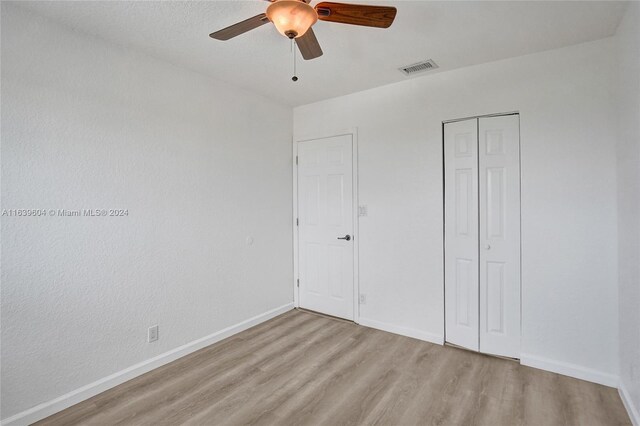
209 0 397 60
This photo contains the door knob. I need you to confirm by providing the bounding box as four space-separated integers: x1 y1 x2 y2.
337 235 351 241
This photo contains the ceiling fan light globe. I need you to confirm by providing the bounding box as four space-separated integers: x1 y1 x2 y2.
266 0 318 39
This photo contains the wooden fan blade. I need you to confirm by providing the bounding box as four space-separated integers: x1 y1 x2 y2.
209 13 270 40
296 28 323 60
315 2 396 28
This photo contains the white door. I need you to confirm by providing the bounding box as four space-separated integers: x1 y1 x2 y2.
297 135 355 320
478 115 521 358
444 114 521 359
444 118 480 351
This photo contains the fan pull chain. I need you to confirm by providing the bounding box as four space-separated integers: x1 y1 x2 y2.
291 39 298 82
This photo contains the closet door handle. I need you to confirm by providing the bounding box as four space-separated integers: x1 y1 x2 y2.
337 235 351 241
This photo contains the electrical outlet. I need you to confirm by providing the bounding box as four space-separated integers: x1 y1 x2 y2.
358 205 368 217
359 294 366 304
148 325 159 343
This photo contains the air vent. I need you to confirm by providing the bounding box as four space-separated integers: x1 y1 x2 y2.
399 59 439 76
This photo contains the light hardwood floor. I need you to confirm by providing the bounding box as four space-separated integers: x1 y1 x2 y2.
37 309 630 426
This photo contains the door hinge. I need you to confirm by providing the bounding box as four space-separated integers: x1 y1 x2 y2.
296 218 299 226
295 156 298 165
297 279 300 287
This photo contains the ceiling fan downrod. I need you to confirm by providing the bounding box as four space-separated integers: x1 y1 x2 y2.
292 39 299 82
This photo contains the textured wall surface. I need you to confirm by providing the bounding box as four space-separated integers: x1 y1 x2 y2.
294 38 619 380
1 4 293 419
616 2 640 422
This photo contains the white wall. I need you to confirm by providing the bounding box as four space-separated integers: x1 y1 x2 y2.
615 2 640 423
294 38 619 384
1 4 293 421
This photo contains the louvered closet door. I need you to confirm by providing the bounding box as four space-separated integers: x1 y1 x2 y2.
478 115 521 359
444 118 480 351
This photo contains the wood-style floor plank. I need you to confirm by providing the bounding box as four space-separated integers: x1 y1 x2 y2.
36 310 631 426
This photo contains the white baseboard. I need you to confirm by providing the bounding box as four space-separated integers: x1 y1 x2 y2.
520 353 618 388
358 317 444 345
1 302 294 426
619 381 640 426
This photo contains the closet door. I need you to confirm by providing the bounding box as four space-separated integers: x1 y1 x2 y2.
478 115 521 358
444 118 479 351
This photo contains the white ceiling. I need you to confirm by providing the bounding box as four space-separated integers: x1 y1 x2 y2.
15 1 628 106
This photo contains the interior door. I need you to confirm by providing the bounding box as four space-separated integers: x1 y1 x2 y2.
297 134 354 320
444 118 480 351
478 115 521 358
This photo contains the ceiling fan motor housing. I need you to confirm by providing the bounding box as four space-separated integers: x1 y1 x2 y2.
266 0 318 39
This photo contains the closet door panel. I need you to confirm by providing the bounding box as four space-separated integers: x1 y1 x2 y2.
478 115 521 358
444 118 479 351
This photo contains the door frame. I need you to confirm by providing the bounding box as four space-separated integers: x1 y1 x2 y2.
441 112 522 355
292 128 360 323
